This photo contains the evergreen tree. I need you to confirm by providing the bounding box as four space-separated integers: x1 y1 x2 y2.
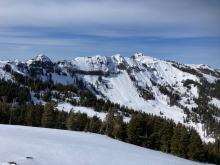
42 91 52 102
32 104 44 127
179 126 190 158
76 112 88 131
19 88 30 104
171 124 182 156
17 104 26 125
127 113 146 145
54 110 68 129
160 122 173 153
66 111 75 130
0 101 10 124
41 103 55 128
112 115 126 141
88 116 102 133
187 129 205 161
66 111 88 131
171 124 190 158
25 104 34 126
104 109 115 137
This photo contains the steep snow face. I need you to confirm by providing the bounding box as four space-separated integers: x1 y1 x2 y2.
88 55 199 112
189 64 220 83
0 125 210 165
89 70 184 121
83 68 213 141
70 55 126 74
72 56 108 72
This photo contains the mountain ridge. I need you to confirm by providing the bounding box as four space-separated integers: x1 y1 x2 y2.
0 53 220 142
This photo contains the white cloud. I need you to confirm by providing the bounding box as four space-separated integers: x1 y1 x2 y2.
0 0 219 37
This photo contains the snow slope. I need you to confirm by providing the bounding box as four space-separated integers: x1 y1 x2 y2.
0 125 211 165
56 102 107 121
210 98 220 109
0 61 12 80
56 102 130 122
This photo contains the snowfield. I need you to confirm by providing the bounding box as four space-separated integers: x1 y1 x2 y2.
0 125 212 165
56 102 107 120
56 102 131 122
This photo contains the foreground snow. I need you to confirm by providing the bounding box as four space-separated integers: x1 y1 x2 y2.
0 125 211 165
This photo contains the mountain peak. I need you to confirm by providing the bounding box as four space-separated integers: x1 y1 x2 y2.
131 53 159 64
132 52 144 59
34 54 52 63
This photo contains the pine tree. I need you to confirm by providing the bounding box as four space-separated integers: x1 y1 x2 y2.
0 101 10 124
25 104 34 126
187 129 205 161
88 116 102 133
42 91 52 102
41 103 54 128
54 110 68 129
76 112 88 131
112 115 126 141
160 122 173 153
66 111 88 131
66 111 76 130
33 104 44 127
179 126 190 158
105 109 115 137
19 88 30 104
171 124 182 156
127 113 146 145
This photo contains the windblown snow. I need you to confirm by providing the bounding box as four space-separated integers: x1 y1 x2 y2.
0 125 211 165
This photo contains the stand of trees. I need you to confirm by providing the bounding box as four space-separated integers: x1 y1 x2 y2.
0 101 220 164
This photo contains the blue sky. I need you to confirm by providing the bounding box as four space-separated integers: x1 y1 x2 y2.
0 0 219 68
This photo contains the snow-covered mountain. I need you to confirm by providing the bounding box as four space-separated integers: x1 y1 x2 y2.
0 124 210 165
0 53 220 142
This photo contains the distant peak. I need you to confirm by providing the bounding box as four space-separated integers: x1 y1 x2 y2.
132 52 144 59
112 54 125 64
34 54 51 63
131 53 159 64
190 64 214 71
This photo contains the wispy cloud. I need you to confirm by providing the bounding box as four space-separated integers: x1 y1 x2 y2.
0 0 219 37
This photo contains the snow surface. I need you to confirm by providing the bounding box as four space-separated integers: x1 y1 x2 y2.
189 64 218 83
210 98 220 109
26 54 52 66
0 125 211 165
56 102 130 122
0 61 12 81
56 102 107 121
33 54 52 63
